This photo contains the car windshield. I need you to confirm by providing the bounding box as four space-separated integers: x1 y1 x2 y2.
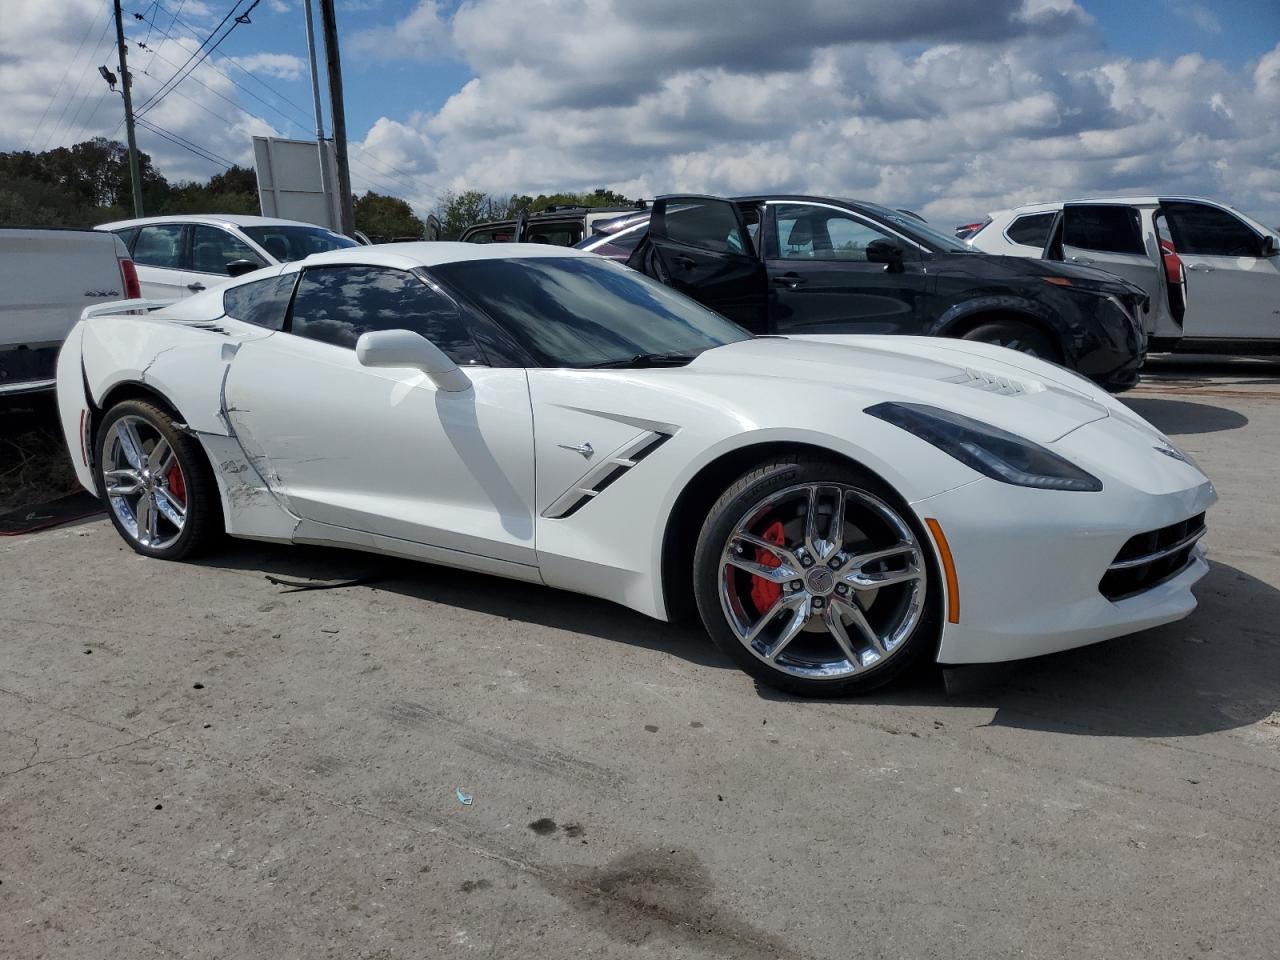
860 205 974 253
429 256 751 367
241 225 357 262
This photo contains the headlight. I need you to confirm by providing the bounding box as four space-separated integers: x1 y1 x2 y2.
866 402 1103 492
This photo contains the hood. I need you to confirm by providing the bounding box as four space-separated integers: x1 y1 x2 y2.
958 252 1149 297
688 335 1112 443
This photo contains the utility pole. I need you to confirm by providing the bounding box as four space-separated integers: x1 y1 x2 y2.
301 0 335 230
112 0 144 216
317 0 355 236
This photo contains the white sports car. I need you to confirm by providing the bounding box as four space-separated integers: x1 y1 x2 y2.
55 243 1216 696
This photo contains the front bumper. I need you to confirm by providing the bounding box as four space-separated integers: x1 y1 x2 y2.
912 416 1215 664
1071 292 1146 393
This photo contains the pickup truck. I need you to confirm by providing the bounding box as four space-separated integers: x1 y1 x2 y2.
0 228 139 396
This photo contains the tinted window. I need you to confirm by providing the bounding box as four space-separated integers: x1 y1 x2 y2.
1163 201 1263 257
132 224 186 268
1063 206 1143 254
240 225 357 263
525 223 584 246
586 228 645 259
191 225 265 274
1006 212 1055 247
774 203 894 261
289 266 481 364
430 256 750 367
465 226 516 244
222 274 294 331
660 200 748 254
111 226 140 250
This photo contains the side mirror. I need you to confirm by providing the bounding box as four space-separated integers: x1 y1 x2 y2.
866 239 904 273
355 329 472 392
226 259 261 278
1262 235 1279 258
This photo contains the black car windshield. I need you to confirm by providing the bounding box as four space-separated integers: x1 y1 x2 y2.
241 225 358 262
429 256 750 367
859 204 974 253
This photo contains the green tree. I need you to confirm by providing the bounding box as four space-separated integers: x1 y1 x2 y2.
435 189 491 239
354 190 426 240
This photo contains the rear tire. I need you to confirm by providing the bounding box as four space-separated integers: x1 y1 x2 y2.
961 320 1059 361
95 399 223 561
693 455 941 697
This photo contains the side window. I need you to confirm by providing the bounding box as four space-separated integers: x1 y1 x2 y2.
131 224 186 269
774 203 893 261
112 226 140 251
1062 206 1143 255
289 265 482 364
1162 201 1262 257
191 225 265 275
222 274 294 331
526 223 584 246
661 200 748 254
465 227 514 244
1006 212 1055 247
592 228 645 258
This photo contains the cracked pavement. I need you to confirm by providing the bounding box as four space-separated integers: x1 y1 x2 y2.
2 357 1279 959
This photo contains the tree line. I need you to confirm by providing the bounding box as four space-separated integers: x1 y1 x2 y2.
1 137 635 241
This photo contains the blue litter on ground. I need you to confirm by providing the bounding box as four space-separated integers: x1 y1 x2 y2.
455 788 474 805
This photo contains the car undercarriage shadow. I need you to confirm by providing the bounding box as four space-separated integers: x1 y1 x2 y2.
202 542 1278 738
756 561 1280 739
198 540 733 671
1121 396 1249 435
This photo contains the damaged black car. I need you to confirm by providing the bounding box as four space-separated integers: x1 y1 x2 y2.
579 195 1149 391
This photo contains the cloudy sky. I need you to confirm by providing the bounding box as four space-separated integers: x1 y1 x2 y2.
3 0 1278 226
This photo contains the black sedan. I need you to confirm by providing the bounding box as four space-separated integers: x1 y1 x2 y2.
576 195 1149 391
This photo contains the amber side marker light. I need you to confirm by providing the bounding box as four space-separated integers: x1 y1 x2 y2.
924 517 959 624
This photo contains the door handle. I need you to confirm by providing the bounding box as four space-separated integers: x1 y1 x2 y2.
187 282 206 292
772 272 807 288
671 254 696 269
1187 263 1214 272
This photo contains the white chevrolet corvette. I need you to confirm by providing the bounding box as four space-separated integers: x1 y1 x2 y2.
56 243 1215 695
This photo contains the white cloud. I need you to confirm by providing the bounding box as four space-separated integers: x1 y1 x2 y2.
230 53 308 81
340 0 1280 226
349 0 450 63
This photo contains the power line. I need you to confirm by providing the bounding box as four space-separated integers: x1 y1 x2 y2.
41 16 116 151
136 0 259 119
136 116 236 167
27 0 111 149
134 5 305 133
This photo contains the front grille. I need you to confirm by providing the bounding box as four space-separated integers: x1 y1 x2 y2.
1099 512 1206 601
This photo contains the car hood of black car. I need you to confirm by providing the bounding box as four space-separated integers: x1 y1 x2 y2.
942 252 1149 298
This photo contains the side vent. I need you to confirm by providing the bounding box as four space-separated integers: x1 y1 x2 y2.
943 367 1035 396
543 431 672 519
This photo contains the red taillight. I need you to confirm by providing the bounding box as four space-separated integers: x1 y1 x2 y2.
119 257 141 300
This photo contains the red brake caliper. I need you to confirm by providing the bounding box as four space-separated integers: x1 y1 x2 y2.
166 461 186 506
749 520 787 614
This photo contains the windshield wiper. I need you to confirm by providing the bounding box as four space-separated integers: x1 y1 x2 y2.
581 351 698 369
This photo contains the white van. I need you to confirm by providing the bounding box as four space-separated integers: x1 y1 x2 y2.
0 228 137 395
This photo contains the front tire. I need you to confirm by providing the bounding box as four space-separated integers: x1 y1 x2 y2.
95 399 223 560
693 456 940 697
961 320 1059 361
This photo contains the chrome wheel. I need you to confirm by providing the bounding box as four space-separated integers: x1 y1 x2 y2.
102 415 188 550
718 482 927 680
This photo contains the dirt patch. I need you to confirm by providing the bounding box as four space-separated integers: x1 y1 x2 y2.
0 395 82 515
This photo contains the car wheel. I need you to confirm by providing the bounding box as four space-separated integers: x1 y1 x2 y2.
693 456 940 697
961 321 1058 360
95 399 222 560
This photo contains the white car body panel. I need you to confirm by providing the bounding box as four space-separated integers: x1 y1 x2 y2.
55 243 1216 667
0 229 132 394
